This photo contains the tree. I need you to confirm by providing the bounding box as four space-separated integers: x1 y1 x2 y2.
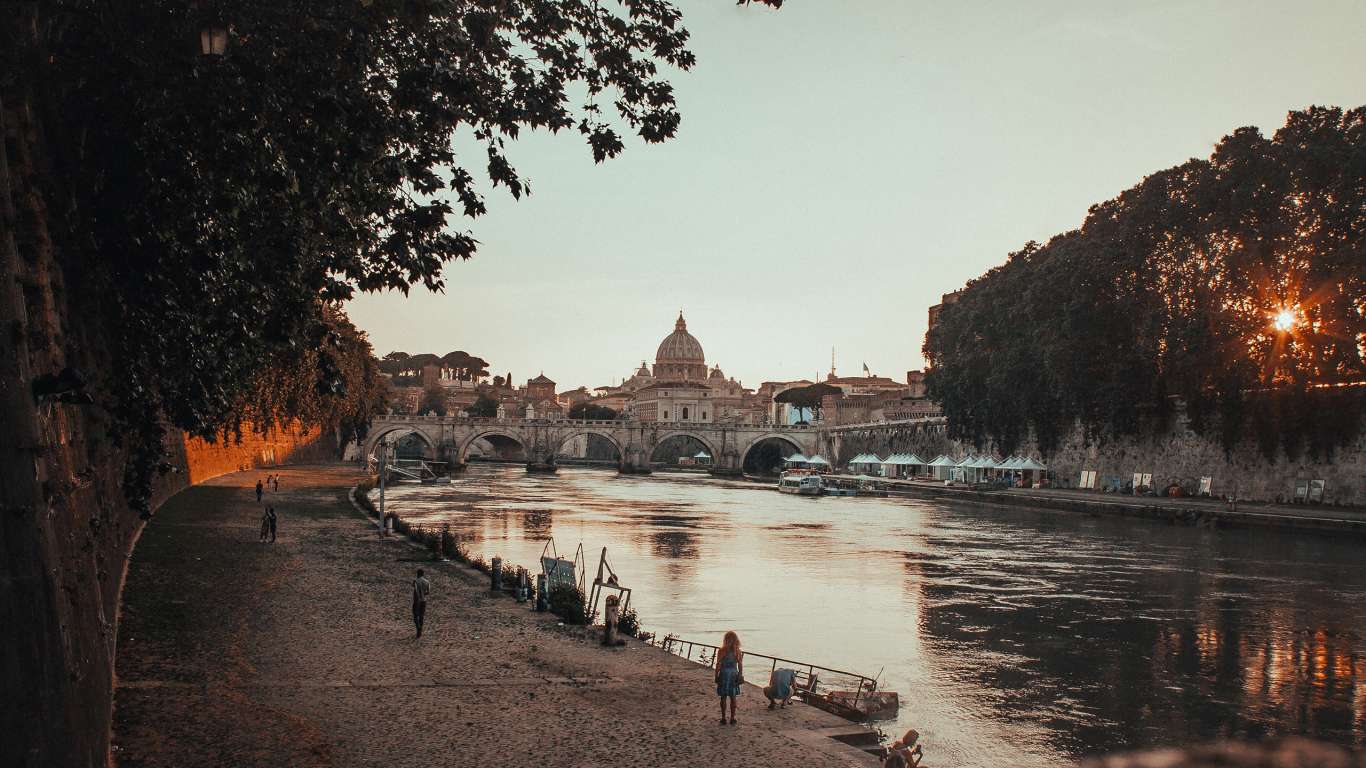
569 402 619 420
774 383 841 424
924 107 1366 458
467 395 499 418
2 3 780 762
418 384 448 417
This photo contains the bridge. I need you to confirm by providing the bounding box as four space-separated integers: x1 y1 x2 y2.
363 415 826 474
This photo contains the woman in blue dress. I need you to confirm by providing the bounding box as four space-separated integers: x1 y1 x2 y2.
715 630 744 724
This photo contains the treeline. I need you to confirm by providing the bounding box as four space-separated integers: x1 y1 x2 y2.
925 107 1366 460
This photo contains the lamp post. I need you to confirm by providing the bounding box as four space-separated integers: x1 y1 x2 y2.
199 23 229 57
377 436 388 535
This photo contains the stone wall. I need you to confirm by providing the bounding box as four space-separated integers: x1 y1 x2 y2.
172 422 339 485
829 414 1366 506
1036 414 1366 506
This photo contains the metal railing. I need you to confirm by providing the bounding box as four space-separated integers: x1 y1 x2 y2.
653 634 878 710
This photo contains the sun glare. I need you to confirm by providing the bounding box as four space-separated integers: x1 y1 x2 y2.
1272 308 1298 333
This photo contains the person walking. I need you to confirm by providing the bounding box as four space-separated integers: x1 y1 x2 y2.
267 506 278 543
259 507 270 542
272 474 279 492
255 478 264 503
715 630 744 725
412 569 431 638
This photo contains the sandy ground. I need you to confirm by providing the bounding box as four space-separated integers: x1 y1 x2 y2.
112 464 877 767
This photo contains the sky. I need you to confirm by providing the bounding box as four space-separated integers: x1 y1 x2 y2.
346 0 1366 392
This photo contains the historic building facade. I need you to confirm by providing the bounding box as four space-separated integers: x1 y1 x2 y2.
595 313 765 424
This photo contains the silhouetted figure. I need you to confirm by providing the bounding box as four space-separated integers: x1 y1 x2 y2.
259 508 270 542
267 506 277 543
412 569 431 638
273 475 279 492
255 479 264 503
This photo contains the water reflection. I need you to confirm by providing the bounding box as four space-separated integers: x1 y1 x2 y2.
384 465 1366 766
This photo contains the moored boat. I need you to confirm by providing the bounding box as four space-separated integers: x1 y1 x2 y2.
777 469 823 495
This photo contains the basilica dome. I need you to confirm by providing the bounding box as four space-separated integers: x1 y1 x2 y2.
656 312 705 363
654 312 708 381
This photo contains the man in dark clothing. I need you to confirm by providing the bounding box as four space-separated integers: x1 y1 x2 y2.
412 569 431 638
255 479 264 502
267 506 278 542
273 475 279 492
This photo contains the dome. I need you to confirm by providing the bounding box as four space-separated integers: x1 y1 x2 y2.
709 365 725 379
655 312 705 363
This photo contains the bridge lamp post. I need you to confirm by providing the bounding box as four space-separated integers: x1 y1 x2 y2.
377 436 388 535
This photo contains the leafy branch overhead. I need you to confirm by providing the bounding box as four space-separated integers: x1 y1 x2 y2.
10 0 770 508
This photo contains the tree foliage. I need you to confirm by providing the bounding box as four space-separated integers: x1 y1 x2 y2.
569 402 619 420
466 395 499 417
924 107 1366 460
7 0 767 509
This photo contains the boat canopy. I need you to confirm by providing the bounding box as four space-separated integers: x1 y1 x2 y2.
849 453 883 465
1017 457 1047 470
807 455 831 466
954 455 977 467
971 456 1000 469
927 455 958 467
785 453 809 464
694 451 712 459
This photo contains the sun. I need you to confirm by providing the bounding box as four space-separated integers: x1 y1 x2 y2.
1272 307 1298 333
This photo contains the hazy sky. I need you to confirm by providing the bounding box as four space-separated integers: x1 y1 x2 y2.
346 0 1366 391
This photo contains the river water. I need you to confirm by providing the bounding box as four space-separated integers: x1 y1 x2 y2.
380 464 1366 766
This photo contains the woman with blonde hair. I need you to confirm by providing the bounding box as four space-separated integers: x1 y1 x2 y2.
715 630 744 724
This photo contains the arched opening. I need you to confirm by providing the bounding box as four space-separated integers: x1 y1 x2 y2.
650 433 715 468
370 428 436 462
463 433 527 463
742 436 805 476
554 433 623 467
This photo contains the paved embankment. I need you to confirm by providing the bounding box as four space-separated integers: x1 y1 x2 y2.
859 477 1366 536
112 464 875 767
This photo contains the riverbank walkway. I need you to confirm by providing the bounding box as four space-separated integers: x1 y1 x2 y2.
112 464 876 767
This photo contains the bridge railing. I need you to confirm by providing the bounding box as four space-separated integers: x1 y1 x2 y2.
372 414 817 431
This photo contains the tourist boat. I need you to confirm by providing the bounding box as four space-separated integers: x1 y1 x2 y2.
777 470 823 496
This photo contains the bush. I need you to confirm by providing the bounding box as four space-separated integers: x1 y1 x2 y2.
616 606 641 637
549 584 592 625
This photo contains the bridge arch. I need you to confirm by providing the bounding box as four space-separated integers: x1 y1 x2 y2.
649 430 719 465
365 426 438 460
551 429 624 464
740 432 810 473
458 429 530 463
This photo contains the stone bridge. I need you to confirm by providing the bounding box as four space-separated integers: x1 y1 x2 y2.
363 415 825 474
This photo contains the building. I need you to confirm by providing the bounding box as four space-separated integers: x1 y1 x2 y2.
906 370 927 398
611 313 759 424
526 373 556 402
926 289 962 335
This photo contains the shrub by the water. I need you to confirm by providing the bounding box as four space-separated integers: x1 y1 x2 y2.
549 584 592 625
616 606 641 637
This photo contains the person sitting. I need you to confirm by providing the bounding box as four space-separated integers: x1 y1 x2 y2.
882 729 923 768
764 668 798 709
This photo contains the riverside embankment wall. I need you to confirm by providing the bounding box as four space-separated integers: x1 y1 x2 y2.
833 414 1366 506
1 417 334 768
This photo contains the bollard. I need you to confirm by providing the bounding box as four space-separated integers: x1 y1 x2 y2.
516 567 529 603
602 595 619 646
535 574 549 612
491 556 503 592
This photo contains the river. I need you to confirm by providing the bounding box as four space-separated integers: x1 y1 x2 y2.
379 464 1366 766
